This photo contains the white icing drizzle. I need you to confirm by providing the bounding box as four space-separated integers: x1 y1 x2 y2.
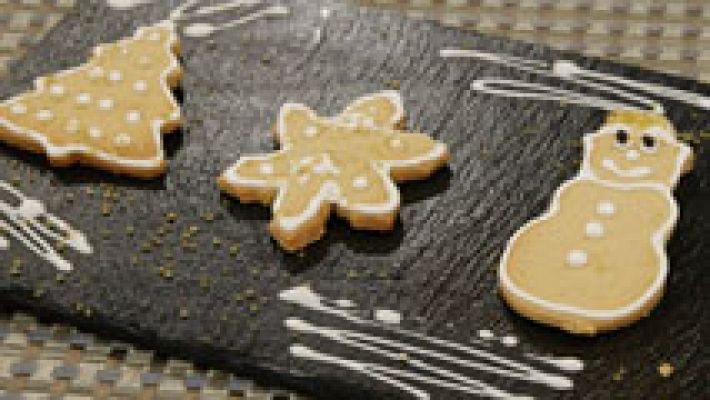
440 49 710 113
0 181 92 271
524 354 585 373
280 285 583 399
374 309 401 325
166 0 289 39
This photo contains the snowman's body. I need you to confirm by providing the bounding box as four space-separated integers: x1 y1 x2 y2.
499 111 693 335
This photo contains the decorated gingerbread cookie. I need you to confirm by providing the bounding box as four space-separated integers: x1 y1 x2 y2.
0 21 182 178
499 110 694 335
219 91 449 251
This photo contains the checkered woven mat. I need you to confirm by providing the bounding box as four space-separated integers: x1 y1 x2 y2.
1 0 708 397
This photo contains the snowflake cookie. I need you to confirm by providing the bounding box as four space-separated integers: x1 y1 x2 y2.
499 110 694 335
219 91 449 251
0 21 182 178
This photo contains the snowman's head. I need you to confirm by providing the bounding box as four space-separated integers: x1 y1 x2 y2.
583 110 693 187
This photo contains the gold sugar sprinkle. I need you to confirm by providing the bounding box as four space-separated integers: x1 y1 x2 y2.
612 366 626 381
229 244 240 256
212 237 222 247
658 362 674 378
126 226 135 236
166 212 178 223
202 212 215 222
179 308 189 319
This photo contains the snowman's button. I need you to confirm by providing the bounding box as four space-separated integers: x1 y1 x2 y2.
585 221 604 238
597 201 616 216
567 250 588 267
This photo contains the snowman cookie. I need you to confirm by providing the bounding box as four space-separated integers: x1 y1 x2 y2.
499 110 693 335
218 91 449 251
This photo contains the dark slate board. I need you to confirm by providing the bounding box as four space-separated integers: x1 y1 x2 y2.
0 0 707 399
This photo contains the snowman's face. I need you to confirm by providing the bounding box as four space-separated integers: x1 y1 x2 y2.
585 111 690 187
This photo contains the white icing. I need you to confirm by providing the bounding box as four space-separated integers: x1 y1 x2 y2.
374 309 401 325
280 286 582 399
220 91 441 233
0 20 180 173
126 110 141 123
259 163 274 175
477 329 494 339
36 110 53 121
585 222 604 238
334 299 356 308
10 104 26 115
76 93 91 105
602 159 652 178
148 32 161 41
352 176 368 189
567 250 588 267
597 201 616 216
0 181 92 271
181 5 290 38
98 98 114 110
440 49 710 113
525 354 585 373
89 127 102 139
304 125 318 137
626 149 640 161
134 80 148 92
106 0 151 9
114 133 131 147
312 155 340 175
108 70 123 81
49 84 65 96
390 138 403 148
501 336 519 347
320 8 332 18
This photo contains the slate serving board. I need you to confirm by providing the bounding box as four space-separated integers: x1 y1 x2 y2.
0 0 707 398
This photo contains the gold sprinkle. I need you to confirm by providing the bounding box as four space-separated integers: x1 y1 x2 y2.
101 203 112 216
612 366 626 381
33 287 45 298
249 303 259 313
384 79 401 90
152 238 162 246
179 308 189 319
166 212 178 223
229 245 240 256
199 276 210 289
397 353 409 362
212 237 222 247
126 226 135 236
56 273 65 283
202 212 215 222
140 243 152 253
658 362 674 378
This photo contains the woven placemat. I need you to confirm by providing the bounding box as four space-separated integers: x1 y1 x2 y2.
358 0 710 83
0 0 707 398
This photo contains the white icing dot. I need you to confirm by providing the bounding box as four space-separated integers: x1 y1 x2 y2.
49 84 65 96
114 133 131 147
390 138 403 148
148 32 161 41
10 104 27 114
259 163 274 175
597 201 616 216
585 221 604 238
108 70 122 82
36 109 53 121
126 111 141 123
134 80 147 92
304 126 318 137
65 119 79 134
89 66 104 79
88 127 102 139
98 98 114 110
0 236 7 250
76 93 91 105
567 250 588 267
298 174 310 184
352 176 368 189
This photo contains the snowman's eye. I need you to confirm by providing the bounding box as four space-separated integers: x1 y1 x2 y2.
641 134 657 152
615 129 629 146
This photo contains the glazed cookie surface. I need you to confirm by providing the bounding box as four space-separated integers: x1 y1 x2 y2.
499 110 694 335
0 21 182 178
219 91 449 251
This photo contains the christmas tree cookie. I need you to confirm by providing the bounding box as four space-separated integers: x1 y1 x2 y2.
219 91 449 251
499 110 694 335
0 21 182 178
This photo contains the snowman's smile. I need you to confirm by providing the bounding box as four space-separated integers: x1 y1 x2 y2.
602 159 651 178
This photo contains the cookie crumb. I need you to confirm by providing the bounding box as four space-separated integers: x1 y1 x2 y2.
658 362 674 378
